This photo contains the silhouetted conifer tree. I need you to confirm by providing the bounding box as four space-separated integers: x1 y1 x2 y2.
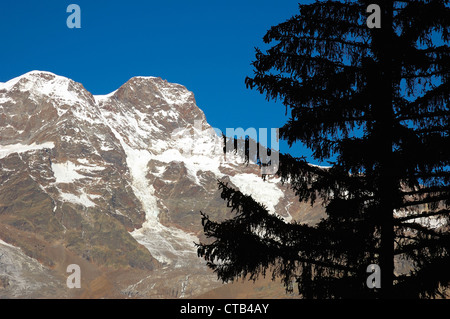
197 0 449 298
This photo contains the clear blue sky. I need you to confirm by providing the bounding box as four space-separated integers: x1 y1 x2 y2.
0 0 320 162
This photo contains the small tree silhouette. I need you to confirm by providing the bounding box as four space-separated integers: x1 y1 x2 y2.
197 0 450 298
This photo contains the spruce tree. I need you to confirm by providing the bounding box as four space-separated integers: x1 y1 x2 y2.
197 0 450 298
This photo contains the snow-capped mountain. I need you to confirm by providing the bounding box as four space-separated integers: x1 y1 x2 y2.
0 71 324 298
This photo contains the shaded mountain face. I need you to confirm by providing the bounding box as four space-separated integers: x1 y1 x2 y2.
0 71 324 298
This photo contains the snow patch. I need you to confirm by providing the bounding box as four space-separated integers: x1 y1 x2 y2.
51 160 105 184
123 146 200 266
59 190 96 208
0 239 17 249
51 162 84 183
0 142 54 159
97 106 200 266
0 96 14 104
93 89 117 103
158 86 192 105
229 173 284 215
394 209 447 229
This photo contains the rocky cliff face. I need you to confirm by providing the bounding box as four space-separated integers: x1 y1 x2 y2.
0 71 324 298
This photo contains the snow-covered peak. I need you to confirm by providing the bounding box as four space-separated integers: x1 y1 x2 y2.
115 75 195 106
133 75 158 80
0 70 92 108
1 70 68 89
23 70 60 77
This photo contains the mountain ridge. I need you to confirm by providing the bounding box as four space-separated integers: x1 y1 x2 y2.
0 71 324 298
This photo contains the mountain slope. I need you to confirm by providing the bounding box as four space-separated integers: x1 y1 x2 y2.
0 71 324 298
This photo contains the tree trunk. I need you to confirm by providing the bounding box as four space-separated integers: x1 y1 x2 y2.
377 0 395 299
